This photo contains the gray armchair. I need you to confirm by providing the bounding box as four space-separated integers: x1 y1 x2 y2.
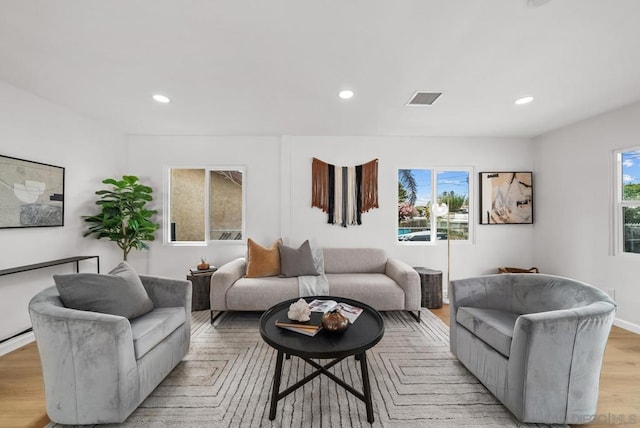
28 275 191 425
449 274 616 425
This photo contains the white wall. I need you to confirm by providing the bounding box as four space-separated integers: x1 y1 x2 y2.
0 82 126 345
282 136 535 281
126 136 282 278
534 101 640 330
128 135 536 285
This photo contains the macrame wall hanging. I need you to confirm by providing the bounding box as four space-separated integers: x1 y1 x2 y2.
311 157 379 227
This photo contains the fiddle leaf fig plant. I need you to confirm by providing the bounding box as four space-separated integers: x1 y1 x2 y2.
83 175 159 261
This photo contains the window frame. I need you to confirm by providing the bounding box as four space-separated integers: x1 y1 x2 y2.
614 147 640 256
165 165 246 246
397 166 474 245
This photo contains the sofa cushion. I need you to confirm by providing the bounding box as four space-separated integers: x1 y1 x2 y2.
227 276 299 310
129 307 186 359
246 238 282 278
54 261 154 320
457 307 519 357
323 248 387 274
278 240 319 277
326 273 405 310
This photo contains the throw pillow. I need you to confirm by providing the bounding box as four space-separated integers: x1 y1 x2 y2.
245 238 283 278
54 261 154 320
278 240 320 277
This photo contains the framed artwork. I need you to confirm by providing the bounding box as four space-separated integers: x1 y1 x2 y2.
0 155 65 228
479 171 533 224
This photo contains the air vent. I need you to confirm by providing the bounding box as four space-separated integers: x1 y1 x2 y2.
406 91 442 106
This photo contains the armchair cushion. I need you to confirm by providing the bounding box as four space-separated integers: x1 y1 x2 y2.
457 307 519 357
54 261 153 320
130 307 185 359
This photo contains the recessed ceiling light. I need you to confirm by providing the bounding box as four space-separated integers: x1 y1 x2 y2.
338 90 354 100
152 94 171 103
515 96 534 105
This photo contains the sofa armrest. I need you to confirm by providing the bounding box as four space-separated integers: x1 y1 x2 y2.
29 298 138 424
210 258 246 311
506 302 616 423
385 258 420 311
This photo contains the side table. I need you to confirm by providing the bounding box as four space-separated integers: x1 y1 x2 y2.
187 268 217 311
413 267 443 309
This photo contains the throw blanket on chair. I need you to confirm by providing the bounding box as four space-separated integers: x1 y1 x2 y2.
298 247 329 296
311 157 379 227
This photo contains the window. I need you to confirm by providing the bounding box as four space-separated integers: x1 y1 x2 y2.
615 148 640 254
167 167 245 244
398 168 471 243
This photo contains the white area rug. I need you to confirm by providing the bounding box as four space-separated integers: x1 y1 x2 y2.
49 309 566 427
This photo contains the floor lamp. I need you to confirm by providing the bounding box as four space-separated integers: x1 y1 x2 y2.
432 202 450 301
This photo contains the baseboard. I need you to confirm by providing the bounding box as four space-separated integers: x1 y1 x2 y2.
0 331 35 357
614 317 640 334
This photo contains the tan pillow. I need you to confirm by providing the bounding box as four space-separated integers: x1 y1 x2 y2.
246 238 283 278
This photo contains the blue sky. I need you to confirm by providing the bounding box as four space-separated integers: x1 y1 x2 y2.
399 169 469 206
622 150 640 185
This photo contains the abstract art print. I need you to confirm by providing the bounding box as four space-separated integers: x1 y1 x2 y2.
479 172 533 224
0 155 65 228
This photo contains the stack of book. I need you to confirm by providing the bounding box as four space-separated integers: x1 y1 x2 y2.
189 266 217 275
275 311 324 336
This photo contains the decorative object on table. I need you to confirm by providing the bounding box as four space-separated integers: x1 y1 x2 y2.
414 267 443 308
309 298 363 323
287 298 311 322
321 309 349 333
498 266 539 273
311 157 378 227
479 171 533 224
197 257 210 270
0 154 65 228
83 175 159 261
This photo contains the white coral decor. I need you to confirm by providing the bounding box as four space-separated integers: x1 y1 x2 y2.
287 298 311 322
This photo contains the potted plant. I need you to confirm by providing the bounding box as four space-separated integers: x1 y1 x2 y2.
83 175 159 261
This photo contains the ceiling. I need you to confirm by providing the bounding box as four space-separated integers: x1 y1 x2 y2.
1 0 640 138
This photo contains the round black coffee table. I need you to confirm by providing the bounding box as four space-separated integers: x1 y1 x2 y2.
260 296 384 423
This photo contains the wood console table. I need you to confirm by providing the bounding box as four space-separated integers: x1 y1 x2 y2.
0 256 100 277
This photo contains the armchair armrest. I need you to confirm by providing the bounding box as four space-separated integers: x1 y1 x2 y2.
210 258 246 311
506 302 616 423
385 258 420 311
140 275 192 309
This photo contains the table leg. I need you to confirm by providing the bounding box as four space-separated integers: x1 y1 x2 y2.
269 350 284 420
359 352 374 423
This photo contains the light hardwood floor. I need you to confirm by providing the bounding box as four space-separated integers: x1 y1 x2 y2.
1 307 638 428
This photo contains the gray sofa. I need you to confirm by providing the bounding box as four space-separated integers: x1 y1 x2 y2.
28 275 191 425
449 273 616 425
210 247 421 321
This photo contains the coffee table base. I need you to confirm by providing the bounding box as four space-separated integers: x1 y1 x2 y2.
268 350 374 423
